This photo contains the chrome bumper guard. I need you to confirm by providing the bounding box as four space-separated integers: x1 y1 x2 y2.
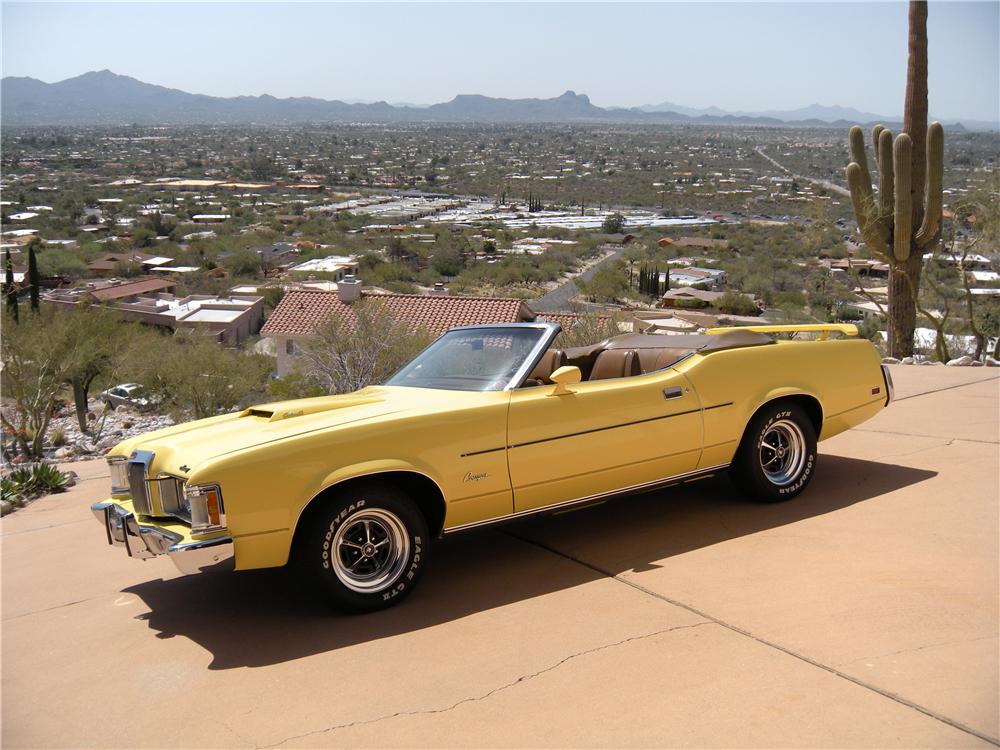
880 364 895 405
90 501 235 575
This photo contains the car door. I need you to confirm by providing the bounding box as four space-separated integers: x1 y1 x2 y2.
506 368 704 513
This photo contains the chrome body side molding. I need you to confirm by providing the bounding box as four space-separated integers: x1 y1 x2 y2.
443 463 730 534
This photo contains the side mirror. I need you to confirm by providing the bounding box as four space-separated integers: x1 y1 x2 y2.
549 365 582 396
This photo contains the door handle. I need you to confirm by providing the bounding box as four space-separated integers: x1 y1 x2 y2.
662 386 684 400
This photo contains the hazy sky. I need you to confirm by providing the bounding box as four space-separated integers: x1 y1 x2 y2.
2 1 998 121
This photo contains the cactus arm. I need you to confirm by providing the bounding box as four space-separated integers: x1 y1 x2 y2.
846 162 870 231
847 163 890 257
893 133 913 261
872 124 885 162
849 126 874 204
877 128 894 218
915 121 944 247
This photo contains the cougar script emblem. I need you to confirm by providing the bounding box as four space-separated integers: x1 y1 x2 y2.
463 471 488 483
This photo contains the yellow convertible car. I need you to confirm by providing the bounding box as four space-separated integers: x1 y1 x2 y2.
92 322 892 611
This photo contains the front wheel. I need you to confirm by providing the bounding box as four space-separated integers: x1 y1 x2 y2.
730 402 817 502
301 484 429 612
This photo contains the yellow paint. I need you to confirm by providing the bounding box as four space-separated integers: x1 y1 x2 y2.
101 335 887 571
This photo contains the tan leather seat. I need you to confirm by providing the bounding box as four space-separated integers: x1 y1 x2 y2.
524 349 567 386
589 349 642 380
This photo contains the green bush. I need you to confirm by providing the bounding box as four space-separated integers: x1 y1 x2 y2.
1 463 71 510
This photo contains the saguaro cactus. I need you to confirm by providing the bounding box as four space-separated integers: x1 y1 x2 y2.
846 121 943 262
845 0 942 358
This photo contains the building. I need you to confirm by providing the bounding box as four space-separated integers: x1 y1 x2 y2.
250 242 300 269
286 255 359 281
666 267 727 288
659 236 730 250
262 279 536 376
828 258 891 278
659 287 726 308
86 252 174 277
44 279 263 344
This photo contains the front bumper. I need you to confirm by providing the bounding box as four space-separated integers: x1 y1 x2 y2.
91 501 235 575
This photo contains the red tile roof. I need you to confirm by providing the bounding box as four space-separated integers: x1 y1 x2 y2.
88 278 176 301
261 290 536 337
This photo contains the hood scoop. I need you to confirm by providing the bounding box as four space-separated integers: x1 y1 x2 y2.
240 395 382 422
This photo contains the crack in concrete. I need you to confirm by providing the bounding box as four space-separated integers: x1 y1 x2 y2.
259 621 713 748
854 428 998 445
1 518 92 537
2 595 105 622
835 634 997 667
892 375 999 403
502 530 1000 748
221 717 260 749
870 438 956 461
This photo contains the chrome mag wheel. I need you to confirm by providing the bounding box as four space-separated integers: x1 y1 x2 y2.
759 419 807 486
331 509 411 593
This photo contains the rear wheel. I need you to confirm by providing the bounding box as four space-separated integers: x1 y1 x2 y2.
730 402 817 502
301 484 428 612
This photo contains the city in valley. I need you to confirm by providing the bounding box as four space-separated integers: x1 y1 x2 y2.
2 113 998 463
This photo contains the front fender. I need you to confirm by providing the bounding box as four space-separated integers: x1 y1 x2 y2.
314 458 444 501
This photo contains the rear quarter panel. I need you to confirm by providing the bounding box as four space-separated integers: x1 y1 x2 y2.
673 338 885 468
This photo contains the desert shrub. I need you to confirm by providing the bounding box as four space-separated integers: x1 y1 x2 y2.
1 463 71 510
266 372 327 401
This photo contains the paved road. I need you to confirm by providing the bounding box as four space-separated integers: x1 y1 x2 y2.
756 147 852 198
531 248 624 311
2 366 998 748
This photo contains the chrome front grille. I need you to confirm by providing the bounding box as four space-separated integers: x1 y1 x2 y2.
128 462 153 515
153 475 188 519
127 450 156 516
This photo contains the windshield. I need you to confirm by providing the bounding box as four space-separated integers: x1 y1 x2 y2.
385 327 548 392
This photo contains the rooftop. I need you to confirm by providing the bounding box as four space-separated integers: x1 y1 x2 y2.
261 290 534 337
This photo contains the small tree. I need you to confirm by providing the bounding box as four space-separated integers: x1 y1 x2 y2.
27 241 40 313
127 330 272 419
59 306 127 432
4 248 18 323
296 300 433 394
1 311 67 456
716 291 759 316
602 212 626 234
581 263 628 303
555 312 621 349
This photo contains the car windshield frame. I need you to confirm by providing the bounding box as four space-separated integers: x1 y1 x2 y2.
385 322 561 392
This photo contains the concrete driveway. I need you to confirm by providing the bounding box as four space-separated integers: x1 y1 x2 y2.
2 366 997 748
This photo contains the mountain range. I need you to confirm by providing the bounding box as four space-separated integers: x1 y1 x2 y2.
2 70 996 130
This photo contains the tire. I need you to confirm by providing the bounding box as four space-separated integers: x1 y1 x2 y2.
730 401 817 503
301 483 429 613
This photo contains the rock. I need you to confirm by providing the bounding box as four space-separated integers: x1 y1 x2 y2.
900 357 915 365
946 355 974 366
54 446 75 459
881 357 900 364
986 357 1000 367
970 360 985 367
62 471 78 487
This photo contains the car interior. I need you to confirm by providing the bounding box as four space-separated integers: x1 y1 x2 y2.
521 329 774 387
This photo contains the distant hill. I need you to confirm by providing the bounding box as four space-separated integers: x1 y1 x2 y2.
640 100 997 131
3 70 996 130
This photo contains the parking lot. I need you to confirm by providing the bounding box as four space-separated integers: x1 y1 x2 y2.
2 365 997 748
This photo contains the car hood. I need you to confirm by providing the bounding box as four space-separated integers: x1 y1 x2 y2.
110 387 411 478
